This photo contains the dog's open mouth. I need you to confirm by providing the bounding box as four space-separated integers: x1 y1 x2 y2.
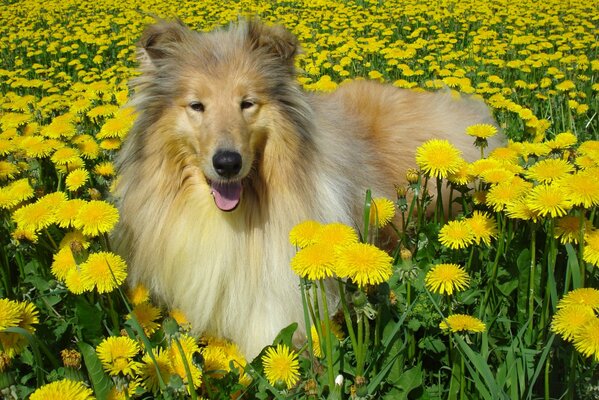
209 180 243 212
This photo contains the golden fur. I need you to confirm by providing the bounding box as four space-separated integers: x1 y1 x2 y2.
114 19 497 359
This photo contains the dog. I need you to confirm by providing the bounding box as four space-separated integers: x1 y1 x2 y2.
114 19 497 359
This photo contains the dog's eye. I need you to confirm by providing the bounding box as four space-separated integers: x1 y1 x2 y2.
189 101 205 112
240 99 256 110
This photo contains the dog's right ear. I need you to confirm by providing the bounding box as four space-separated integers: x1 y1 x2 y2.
137 20 188 69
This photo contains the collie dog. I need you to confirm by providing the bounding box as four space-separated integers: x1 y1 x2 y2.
114 19 497 359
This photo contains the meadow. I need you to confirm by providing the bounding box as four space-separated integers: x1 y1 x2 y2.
0 0 598 399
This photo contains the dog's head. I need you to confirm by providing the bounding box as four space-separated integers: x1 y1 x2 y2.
130 19 308 211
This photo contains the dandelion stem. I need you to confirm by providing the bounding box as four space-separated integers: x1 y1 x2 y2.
319 280 336 388
337 281 358 366
527 224 538 342
300 278 316 370
174 336 198 400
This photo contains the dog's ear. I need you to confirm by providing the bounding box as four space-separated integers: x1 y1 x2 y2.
137 19 188 68
246 20 300 68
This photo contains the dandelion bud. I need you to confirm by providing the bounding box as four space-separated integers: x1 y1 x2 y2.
162 317 180 338
352 290 367 307
400 248 412 261
60 349 82 369
88 188 101 200
406 168 419 184
395 184 407 198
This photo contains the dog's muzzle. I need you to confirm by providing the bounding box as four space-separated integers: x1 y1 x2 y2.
209 151 243 212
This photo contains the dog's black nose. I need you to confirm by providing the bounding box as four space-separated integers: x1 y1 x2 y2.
212 151 242 178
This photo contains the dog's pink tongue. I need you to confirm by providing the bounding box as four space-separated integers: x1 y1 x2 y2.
211 182 242 211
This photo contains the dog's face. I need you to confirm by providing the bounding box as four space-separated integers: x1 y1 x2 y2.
132 20 302 211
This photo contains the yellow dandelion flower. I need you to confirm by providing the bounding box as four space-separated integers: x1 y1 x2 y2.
583 230 599 267
558 288 599 311
73 200 119 237
94 161 115 177
448 159 474 186
96 336 140 377
416 139 464 179
99 138 122 150
59 230 90 251
551 305 596 342
98 116 134 139
335 242 393 287
525 158 574 183
466 123 498 139
66 168 89 191
128 284 150 305
80 252 127 293
465 211 497 245
201 336 250 384
289 220 323 248
64 269 94 294
0 178 34 209
369 197 395 228
291 242 336 281
51 246 78 281
0 161 18 180
0 299 21 331
561 169 599 208
505 198 541 222
485 177 532 212
488 146 520 164
480 168 515 184
51 146 81 165
19 136 56 158
526 184 571 218
555 216 591 244
313 222 359 249
127 303 161 336
548 132 577 149
139 348 173 393
13 201 56 232
440 314 486 333
55 199 87 228
262 344 300 389
40 114 76 139
572 317 599 361
11 227 38 243
425 263 470 295
439 220 475 249
75 136 100 160
29 379 95 400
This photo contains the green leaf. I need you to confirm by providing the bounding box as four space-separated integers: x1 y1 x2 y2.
391 365 423 400
78 341 113 399
75 299 102 341
272 322 298 348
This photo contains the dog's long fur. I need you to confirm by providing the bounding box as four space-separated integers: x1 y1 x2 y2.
114 19 497 359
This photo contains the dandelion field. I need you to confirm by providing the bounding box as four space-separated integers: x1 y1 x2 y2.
1 0 598 399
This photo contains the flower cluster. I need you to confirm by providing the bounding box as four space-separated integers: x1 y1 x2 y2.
0 299 38 366
551 288 599 361
290 220 393 288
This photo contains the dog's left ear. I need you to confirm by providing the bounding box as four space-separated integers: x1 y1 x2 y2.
246 20 300 68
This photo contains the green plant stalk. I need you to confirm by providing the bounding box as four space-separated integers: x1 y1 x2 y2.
337 281 359 364
578 211 587 288
174 336 198 400
527 224 538 342
319 280 336 388
479 213 505 320
356 312 364 377
435 177 445 225
300 278 316 371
